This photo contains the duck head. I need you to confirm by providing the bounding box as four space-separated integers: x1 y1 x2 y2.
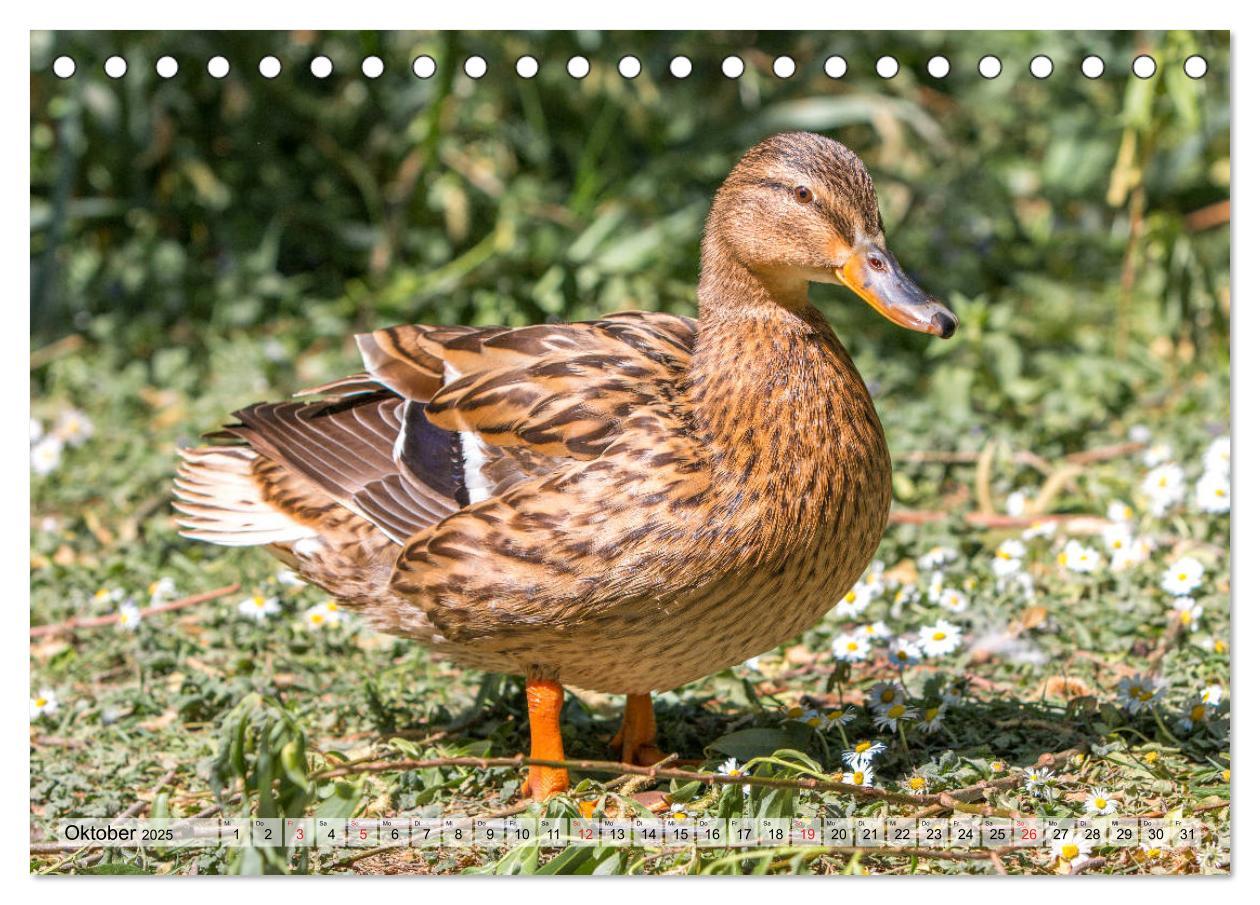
705 131 957 339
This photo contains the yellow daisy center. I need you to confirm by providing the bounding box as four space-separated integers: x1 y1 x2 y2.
1190 705 1206 721
851 771 865 784
310 613 325 625
1093 797 1108 809
1061 843 1079 860
880 689 896 703
909 777 926 791
35 697 47 707
855 741 871 754
932 631 946 641
886 704 905 719
924 708 939 720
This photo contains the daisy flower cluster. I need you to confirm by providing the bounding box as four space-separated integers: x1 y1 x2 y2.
1138 434 1229 517
30 409 95 477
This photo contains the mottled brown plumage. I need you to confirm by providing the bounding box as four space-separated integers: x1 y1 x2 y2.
174 132 956 793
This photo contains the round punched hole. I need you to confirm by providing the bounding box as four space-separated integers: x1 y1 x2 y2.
772 55 796 78
617 55 640 78
978 55 1002 79
464 56 487 79
721 55 744 78
1131 55 1156 79
412 55 436 79
104 55 128 79
361 56 384 79
52 55 76 78
515 55 539 78
670 55 692 78
824 55 848 78
1184 55 1207 79
155 56 178 78
1029 55 1054 79
207 56 230 78
927 55 950 78
876 55 899 78
259 55 282 79
1081 55 1105 79
310 55 333 79
568 55 591 79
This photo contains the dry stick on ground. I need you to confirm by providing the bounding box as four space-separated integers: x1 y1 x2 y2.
312 748 1082 817
29 583 241 639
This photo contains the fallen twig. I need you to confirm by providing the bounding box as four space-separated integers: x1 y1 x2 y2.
30 583 241 639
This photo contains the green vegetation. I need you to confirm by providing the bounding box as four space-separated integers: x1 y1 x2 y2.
30 30 1228 874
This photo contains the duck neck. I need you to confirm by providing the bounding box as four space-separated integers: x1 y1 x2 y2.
688 243 890 529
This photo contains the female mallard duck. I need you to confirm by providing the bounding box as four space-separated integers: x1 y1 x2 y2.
175 132 956 799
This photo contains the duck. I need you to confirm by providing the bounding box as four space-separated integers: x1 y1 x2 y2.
174 131 957 801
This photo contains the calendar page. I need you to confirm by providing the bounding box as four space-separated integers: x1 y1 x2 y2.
29 23 1231 878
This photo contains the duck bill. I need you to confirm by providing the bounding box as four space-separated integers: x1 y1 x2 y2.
836 251 957 338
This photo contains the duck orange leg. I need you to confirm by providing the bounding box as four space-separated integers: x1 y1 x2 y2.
610 693 670 766
520 676 569 801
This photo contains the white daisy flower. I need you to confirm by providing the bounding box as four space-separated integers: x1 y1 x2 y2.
860 560 887 595
1100 522 1132 553
1005 491 1027 517
1177 699 1213 733
1021 519 1057 540
886 639 922 670
54 408 95 446
1117 675 1164 714
116 600 142 632
1171 597 1203 631
833 583 874 618
239 593 281 622
873 702 919 732
30 436 64 476
831 631 870 663
1024 767 1057 799
1059 539 1101 574
1051 832 1093 868
743 655 762 672
822 705 858 728
1202 436 1230 476
1107 500 1135 523
1142 463 1186 515
717 757 751 795
1129 424 1152 443
147 577 177 603
1200 684 1225 706
1161 556 1205 595
939 677 968 704
892 585 919 607
866 682 904 710
916 704 947 734
1083 787 1117 816
938 587 969 613
840 766 875 787
30 687 59 720
917 619 962 657
1142 442 1173 467
303 600 342 630
859 621 891 640
1194 470 1230 514
841 739 887 768
991 539 1026 578
917 546 957 570
793 707 827 731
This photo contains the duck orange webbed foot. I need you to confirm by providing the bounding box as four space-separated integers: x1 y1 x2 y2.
610 693 674 766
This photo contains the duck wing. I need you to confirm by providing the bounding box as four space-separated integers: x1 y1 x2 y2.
176 311 696 557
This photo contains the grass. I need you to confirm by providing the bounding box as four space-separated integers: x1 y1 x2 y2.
29 328 1230 875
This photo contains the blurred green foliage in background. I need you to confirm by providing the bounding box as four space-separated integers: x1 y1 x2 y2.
31 29 1229 459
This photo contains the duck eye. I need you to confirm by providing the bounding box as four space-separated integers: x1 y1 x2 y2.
793 185 814 204
867 254 887 272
